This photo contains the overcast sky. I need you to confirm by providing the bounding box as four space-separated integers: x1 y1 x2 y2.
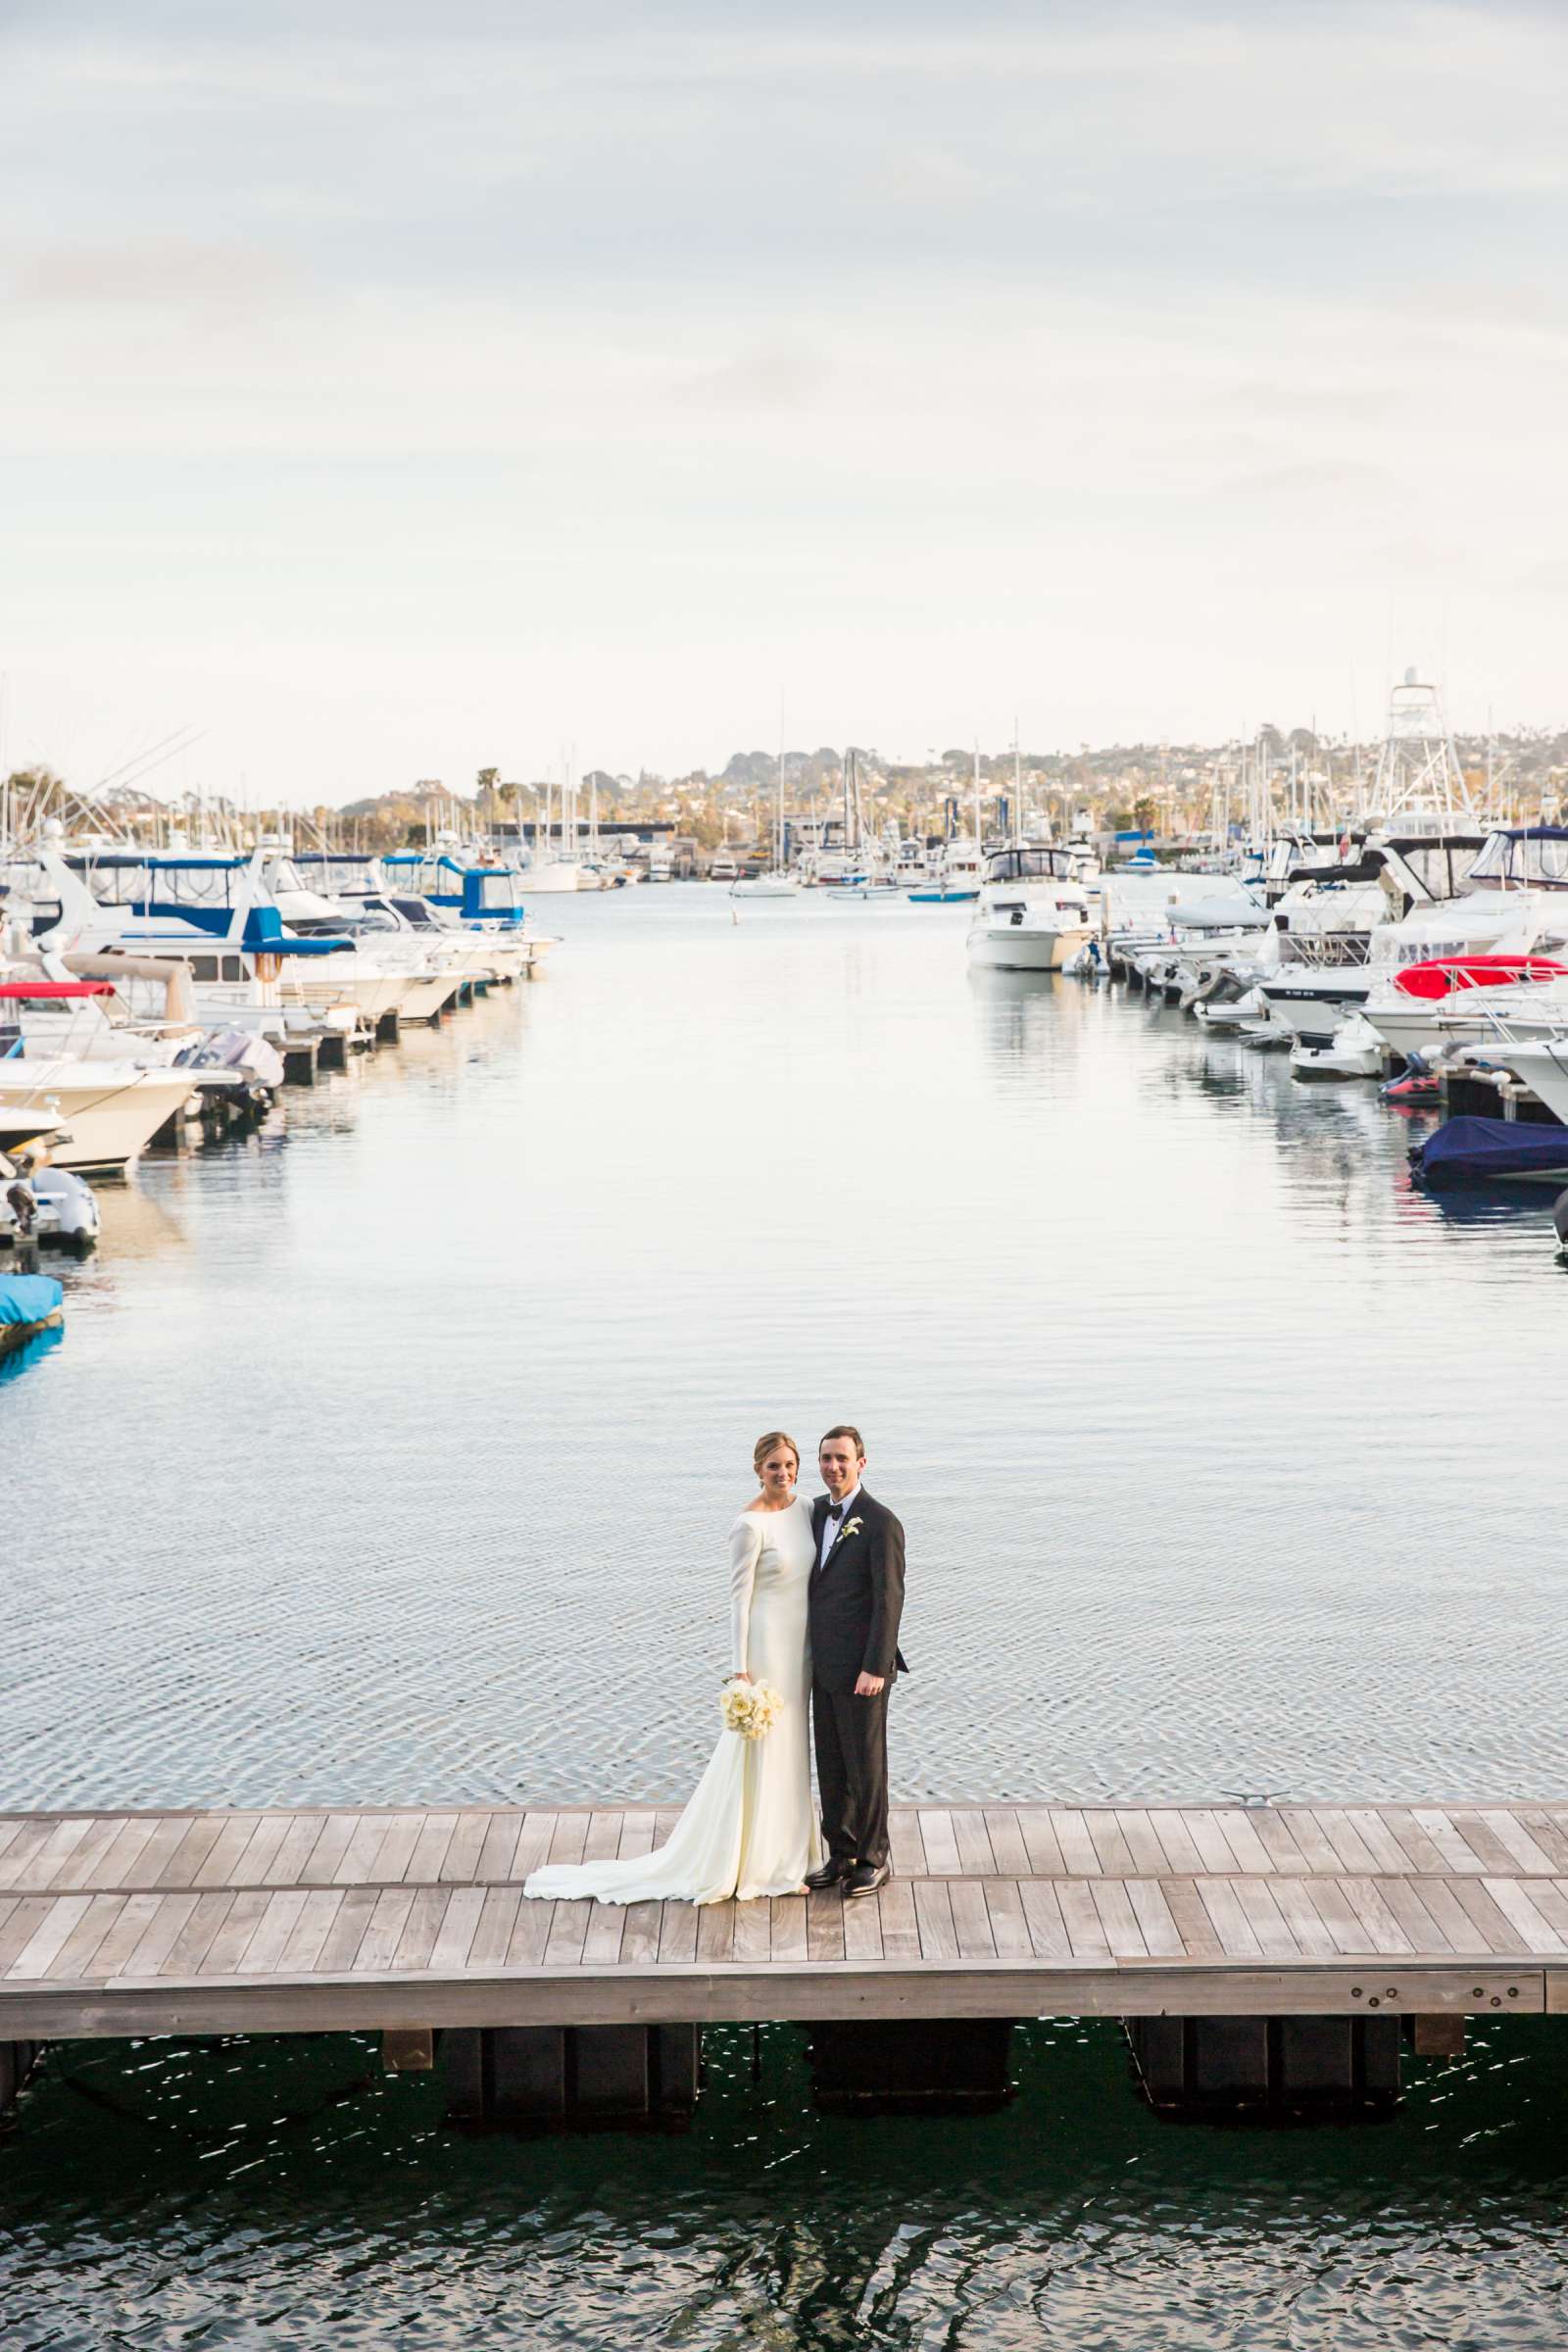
4 0 1566 803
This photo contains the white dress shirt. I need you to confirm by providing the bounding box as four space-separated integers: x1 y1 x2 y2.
817 1483 862 1570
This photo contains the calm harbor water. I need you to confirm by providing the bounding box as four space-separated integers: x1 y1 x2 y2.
10 883 1568 2348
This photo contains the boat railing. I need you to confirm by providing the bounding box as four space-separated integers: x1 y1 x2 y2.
1276 933 1372 969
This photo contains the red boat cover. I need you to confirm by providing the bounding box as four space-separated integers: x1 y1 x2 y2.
0 980 117 999
1392 955 1568 1001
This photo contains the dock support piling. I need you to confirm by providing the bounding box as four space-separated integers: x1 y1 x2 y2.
1125 2015 1401 2120
1410 2014 1466 2059
439 2024 699 2132
0 2040 43 2123
807 2019 1016 2115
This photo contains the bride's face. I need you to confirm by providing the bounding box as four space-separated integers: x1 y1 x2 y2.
759 1446 798 1498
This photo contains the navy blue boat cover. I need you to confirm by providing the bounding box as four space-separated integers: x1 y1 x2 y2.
1412 1114 1568 1185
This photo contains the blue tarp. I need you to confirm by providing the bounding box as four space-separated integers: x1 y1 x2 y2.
0 1272 63 1326
1411 1114 1568 1186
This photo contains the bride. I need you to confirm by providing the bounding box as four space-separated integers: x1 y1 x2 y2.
523 1431 823 1906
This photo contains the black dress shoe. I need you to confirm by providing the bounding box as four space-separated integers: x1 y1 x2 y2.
804 1859 852 1890
845 1861 890 1898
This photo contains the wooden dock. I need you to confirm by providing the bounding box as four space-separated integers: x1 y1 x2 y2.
5 1798 1568 2042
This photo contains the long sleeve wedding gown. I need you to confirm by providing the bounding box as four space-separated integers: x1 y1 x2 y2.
523 1496 823 1906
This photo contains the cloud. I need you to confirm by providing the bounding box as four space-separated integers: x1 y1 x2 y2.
11 239 303 317
3 0 1568 789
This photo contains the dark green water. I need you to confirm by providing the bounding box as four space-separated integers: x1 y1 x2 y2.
4 2019 1565 2348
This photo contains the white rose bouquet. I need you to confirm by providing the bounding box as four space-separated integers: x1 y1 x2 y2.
719 1677 783 1740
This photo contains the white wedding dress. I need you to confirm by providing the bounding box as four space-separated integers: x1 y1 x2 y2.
523 1495 823 1906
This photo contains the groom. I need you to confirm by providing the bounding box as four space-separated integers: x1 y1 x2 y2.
806 1425 907 1898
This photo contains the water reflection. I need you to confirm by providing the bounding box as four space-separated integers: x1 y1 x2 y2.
0 1321 63 1387
2 2020 1565 2349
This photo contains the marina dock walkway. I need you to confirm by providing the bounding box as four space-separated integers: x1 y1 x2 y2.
4 1800 1568 2039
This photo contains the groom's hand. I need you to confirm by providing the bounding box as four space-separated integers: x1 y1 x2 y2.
854 1672 885 1696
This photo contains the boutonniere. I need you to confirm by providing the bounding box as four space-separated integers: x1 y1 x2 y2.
841 1515 863 1540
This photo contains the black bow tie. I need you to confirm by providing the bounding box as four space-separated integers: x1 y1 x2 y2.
827 1503 844 1521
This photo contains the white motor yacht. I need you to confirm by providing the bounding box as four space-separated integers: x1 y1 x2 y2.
10 848 357 1049
0 1054 198 1171
374 848 553 972
966 846 1095 971
1357 825 1568 1061
1258 825 1491 1045
259 851 465 1021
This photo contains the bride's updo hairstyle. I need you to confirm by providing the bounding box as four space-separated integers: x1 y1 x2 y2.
753 1431 800 1479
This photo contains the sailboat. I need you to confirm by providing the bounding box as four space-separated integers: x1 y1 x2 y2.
823 751 901 899
730 737 800 898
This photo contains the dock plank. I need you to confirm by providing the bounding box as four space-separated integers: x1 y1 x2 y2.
629 1890 672 1966
407 1815 460 1883
888 1809 927 1877
1125 1878 1187 1959
1056 1881 1112 1959
1018 1880 1071 1960
982 1809 1032 1876
50 1817 135 1891
9 1895 95 1980
467 1888 523 1972
983 1879 1034 1959
48 1893 129 1981
770 1896 808 1964
807 1890 846 1964
912 1881 959 1961
1053 1811 1102 1876
1089 1879 1148 1958
1195 1879 1263 1958
198 1889 272 1976
1247 1812 1310 1876
917 1812 962 1875
543 1896 592 1968
843 1889 884 1960
315 1887 382 1975
951 1810 998 1876
659 1901 699 1965
948 1879 997 1959
429 1886 488 1972
731 1900 770 1965
1086 1814 1137 1879
1015 1809 1067 1876
158 1891 238 1979
1212 1812 1274 1876
1161 1878 1226 1959
1146 1813 1206 1877
1117 1811 1172 1876
1229 1879 1299 1960
298 1816 362 1888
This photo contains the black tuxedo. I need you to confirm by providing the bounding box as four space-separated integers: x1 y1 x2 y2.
808 1489 908 1869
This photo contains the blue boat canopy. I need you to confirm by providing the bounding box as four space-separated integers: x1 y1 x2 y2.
0 1272 63 1326
1411 1114 1568 1186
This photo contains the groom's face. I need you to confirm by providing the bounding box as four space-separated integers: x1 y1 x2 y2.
819 1437 863 1497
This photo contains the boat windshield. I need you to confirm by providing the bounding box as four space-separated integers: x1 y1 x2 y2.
984 848 1070 884
1466 828 1568 890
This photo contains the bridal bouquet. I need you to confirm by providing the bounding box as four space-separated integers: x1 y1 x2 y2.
719 1677 783 1740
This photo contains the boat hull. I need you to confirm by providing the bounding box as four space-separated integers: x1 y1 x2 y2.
1258 978 1371 1043
0 1065 199 1170
967 921 1091 972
